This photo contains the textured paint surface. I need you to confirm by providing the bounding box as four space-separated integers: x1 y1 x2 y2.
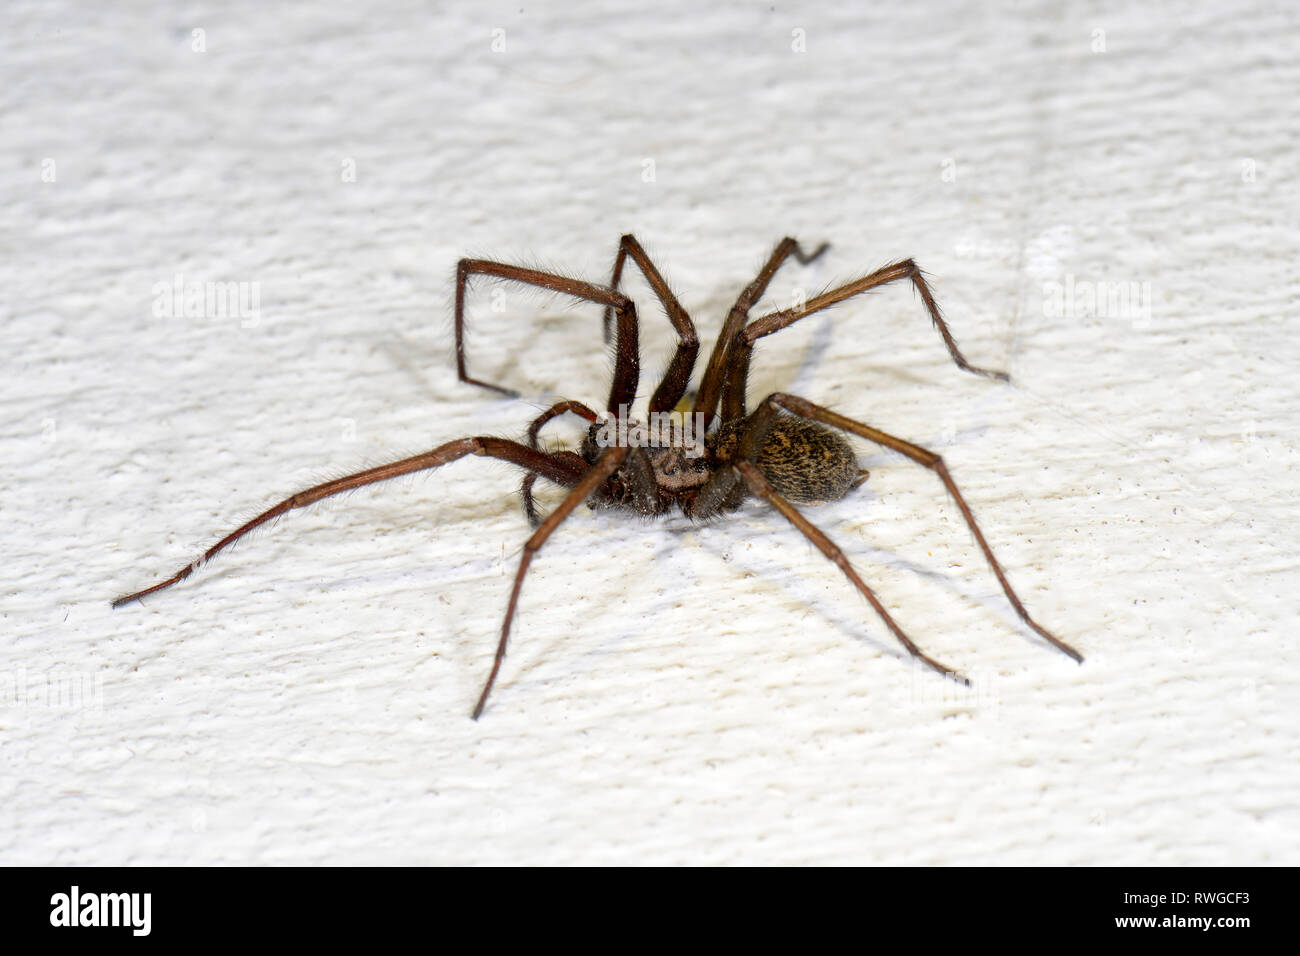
2 1 1297 864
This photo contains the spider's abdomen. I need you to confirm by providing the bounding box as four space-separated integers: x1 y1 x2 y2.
709 416 863 504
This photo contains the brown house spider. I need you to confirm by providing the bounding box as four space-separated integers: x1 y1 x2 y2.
114 236 1082 718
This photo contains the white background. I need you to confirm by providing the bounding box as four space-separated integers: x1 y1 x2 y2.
3 0 1296 865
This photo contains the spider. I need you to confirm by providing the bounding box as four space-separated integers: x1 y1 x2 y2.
114 235 1082 718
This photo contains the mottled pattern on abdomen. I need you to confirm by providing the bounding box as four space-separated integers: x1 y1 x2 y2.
709 416 861 503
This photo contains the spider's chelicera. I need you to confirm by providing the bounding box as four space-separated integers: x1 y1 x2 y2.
115 236 1082 718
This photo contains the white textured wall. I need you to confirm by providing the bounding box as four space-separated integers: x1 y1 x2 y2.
2 0 1296 865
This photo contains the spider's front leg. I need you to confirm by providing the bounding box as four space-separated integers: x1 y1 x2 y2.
112 433 626 719
474 445 631 719
746 393 1083 665
454 259 641 412
111 437 589 608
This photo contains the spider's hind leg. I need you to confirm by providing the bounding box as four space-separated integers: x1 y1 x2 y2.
748 393 1082 664
688 436 968 682
718 257 1010 422
732 458 971 684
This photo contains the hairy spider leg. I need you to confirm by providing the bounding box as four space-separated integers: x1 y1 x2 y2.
519 400 599 527
694 237 830 428
473 445 631 719
111 438 588 608
747 393 1083 664
598 234 700 415
734 460 969 684
717 258 1010 423
455 260 640 412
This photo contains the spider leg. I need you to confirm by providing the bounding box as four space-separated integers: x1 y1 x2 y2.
719 258 1009 422
519 400 600 527
474 445 631 719
598 234 700 414
522 447 656 526
454 259 640 412
728 458 970 684
688 442 964 682
112 438 589 607
521 459 590 528
696 237 829 427
749 393 1083 664
517 397 662 524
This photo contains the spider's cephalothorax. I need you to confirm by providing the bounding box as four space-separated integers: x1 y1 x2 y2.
115 235 1082 719
576 419 711 515
567 415 863 519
